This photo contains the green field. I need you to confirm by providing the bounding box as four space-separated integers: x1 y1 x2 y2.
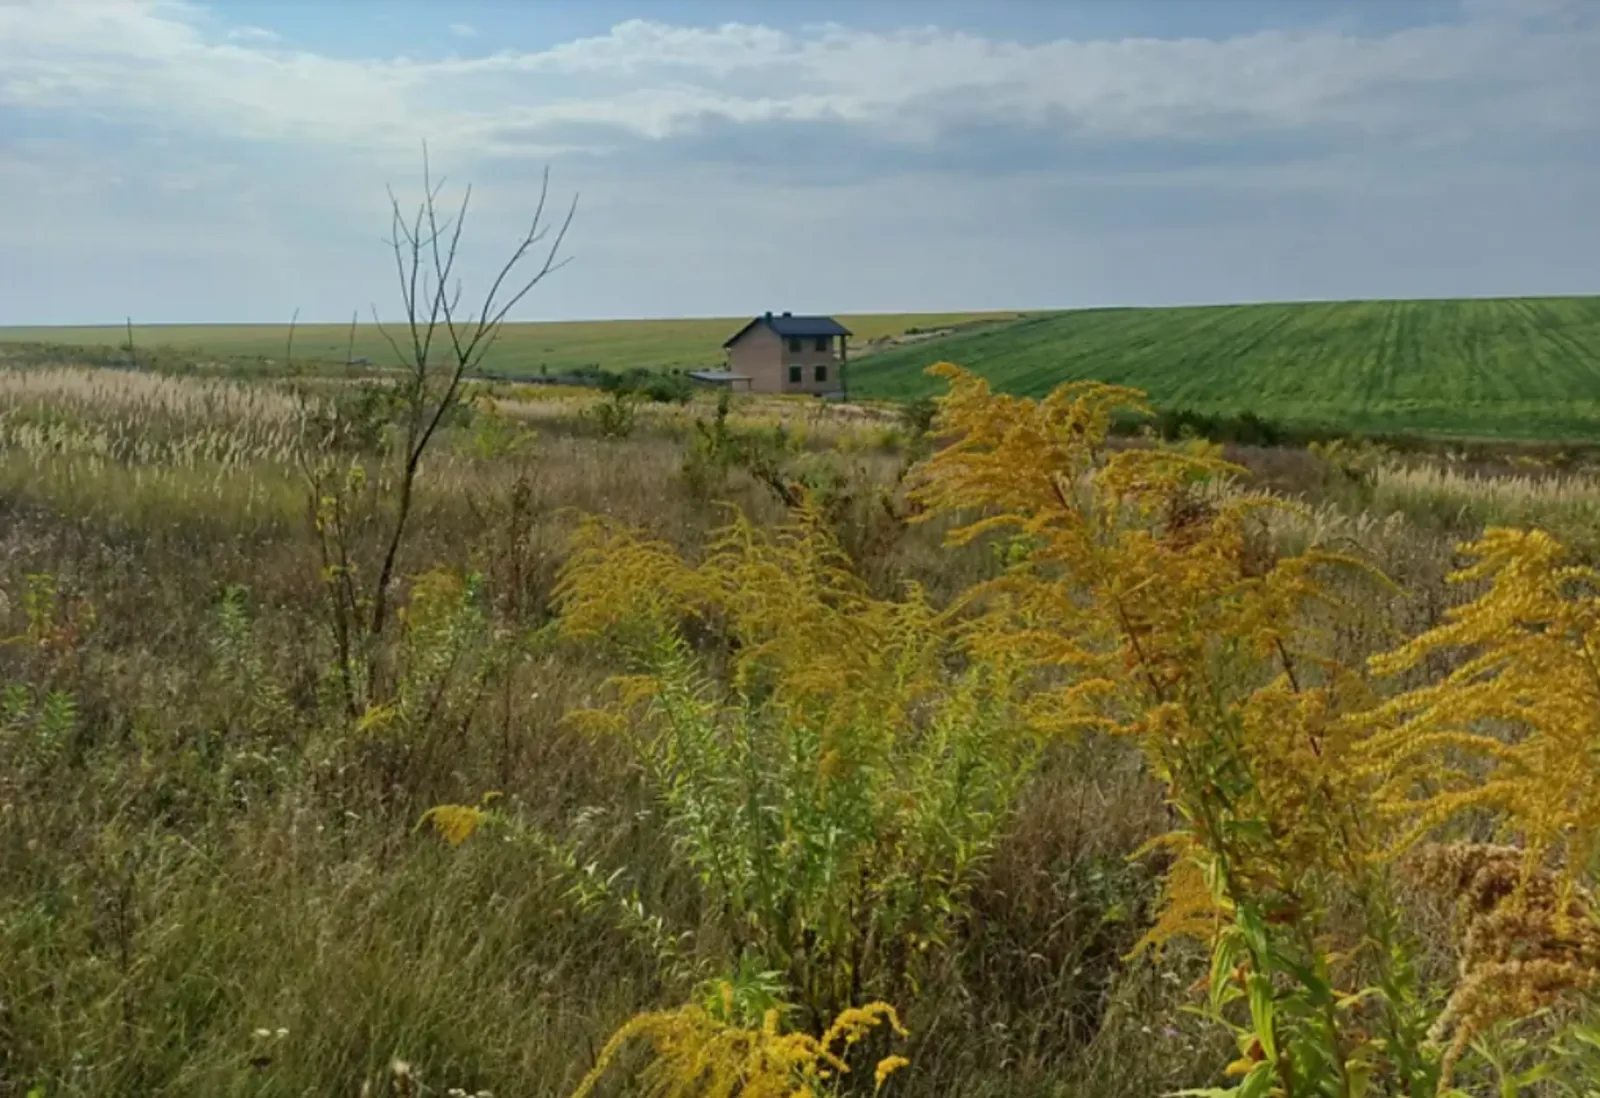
11 298 1600 439
852 296 1600 440
0 312 1017 377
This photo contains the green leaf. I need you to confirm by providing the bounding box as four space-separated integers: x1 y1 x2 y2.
1510 1059 1556 1089
1237 1062 1276 1098
1277 955 1333 1004
1223 819 1273 845
1236 905 1271 965
1346 1058 1373 1098
1247 972 1278 1062
1210 931 1245 1017
1573 1025 1600 1048
1336 986 1381 1012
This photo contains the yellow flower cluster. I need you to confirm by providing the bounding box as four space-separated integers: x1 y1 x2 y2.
419 792 500 847
1127 835 1231 959
907 364 1376 945
420 804 486 847
910 364 1600 1080
568 1000 908 1098
1363 527 1600 882
555 497 1025 769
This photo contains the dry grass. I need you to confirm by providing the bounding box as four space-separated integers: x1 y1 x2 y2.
1370 461 1600 543
0 365 313 471
484 385 909 453
4 360 1549 1097
0 365 311 426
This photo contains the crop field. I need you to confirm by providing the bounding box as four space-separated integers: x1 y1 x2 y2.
852 295 1600 440
0 311 1018 377
13 297 1600 441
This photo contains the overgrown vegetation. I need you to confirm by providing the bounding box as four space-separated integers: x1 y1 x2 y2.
10 177 1600 1097
7 352 1600 1096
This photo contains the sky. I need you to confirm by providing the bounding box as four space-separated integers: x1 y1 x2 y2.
0 0 1596 325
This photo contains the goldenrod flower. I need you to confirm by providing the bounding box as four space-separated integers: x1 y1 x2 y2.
419 804 486 847
873 1055 909 1090
570 998 906 1098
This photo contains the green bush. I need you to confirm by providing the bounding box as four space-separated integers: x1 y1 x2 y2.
588 389 640 439
599 368 692 404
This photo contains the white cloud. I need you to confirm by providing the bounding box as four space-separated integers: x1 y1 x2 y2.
226 24 278 43
0 1 1593 162
0 3 420 151
0 0 1595 323
449 22 477 39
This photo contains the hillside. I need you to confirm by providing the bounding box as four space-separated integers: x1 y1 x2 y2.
851 297 1600 440
0 312 1017 378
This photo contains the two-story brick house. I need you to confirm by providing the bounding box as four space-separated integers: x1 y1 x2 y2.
715 312 852 396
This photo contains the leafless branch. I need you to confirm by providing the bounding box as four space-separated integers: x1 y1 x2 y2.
350 148 576 706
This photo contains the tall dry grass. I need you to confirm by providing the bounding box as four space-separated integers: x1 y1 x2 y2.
0 365 311 426
1370 461 1600 544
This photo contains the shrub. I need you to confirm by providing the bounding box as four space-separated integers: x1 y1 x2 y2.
600 367 693 404
1146 406 1287 446
680 391 736 498
555 504 1044 1024
311 380 408 453
587 389 640 438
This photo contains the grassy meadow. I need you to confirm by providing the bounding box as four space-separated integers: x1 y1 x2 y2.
0 312 1019 378
8 350 1600 1096
852 296 1600 440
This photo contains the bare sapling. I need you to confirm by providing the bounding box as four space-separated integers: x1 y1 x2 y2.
305 148 576 715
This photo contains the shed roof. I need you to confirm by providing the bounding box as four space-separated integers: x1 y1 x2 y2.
723 313 852 347
687 370 752 382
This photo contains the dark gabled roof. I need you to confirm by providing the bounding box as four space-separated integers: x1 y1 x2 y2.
723 313 852 347
769 314 851 337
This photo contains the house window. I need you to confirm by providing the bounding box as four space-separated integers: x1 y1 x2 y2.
814 336 828 352
788 337 801 353
814 365 828 383
789 365 802 384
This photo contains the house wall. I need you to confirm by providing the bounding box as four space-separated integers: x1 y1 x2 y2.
774 335 843 395
726 324 786 393
727 323 846 395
